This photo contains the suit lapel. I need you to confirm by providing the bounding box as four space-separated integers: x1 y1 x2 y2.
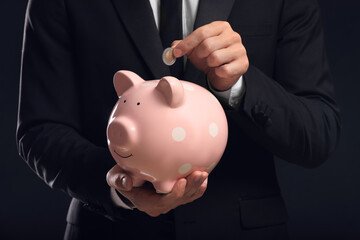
184 0 235 85
111 0 170 79
193 0 235 29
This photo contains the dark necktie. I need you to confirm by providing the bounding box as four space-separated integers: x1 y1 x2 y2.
160 0 184 79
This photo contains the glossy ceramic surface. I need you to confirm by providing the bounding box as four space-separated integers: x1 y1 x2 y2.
107 70 228 193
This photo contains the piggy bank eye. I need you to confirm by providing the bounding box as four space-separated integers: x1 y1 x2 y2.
123 100 126 103
137 102 140 106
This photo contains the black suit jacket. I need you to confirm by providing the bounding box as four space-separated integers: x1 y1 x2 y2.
17 0 341 239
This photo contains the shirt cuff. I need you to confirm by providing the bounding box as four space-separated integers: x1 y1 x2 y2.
110 187 134 210
207 76 246 109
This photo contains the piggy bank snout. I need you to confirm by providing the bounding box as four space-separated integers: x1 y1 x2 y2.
107 117 137 153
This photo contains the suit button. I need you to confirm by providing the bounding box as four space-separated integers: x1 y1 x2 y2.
251 105 272 127
252 104 260 114
254 111 265 123
264 116 272 126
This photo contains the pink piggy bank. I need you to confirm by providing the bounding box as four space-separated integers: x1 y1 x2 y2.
107 70 228 193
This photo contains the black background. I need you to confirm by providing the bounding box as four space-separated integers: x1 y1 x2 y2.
0 0 359 239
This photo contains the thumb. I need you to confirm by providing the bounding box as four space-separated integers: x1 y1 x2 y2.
106 164 133 191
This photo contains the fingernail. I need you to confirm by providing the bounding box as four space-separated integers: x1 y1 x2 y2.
173 48 182 57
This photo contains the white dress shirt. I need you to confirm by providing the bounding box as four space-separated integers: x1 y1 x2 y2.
111 0 246 209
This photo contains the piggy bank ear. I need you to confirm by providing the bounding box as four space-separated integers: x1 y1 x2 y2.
113 70 144 97
155 76 184 108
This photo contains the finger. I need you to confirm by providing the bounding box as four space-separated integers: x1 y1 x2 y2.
164 178 187 201
120 185 163 213
171 40 182 48
184 171 208 197
126 185 158 200
106 165 133 191
214 57 248 79
185 177 208 204
173 21 231 58
207 62 243 91
192 32 238 59
206 45 241 68
207 68 234 91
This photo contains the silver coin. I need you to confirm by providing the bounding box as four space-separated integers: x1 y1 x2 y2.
162 47 176 66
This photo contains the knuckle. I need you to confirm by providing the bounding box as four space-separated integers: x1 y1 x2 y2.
213 21 222 26
240 44 247 53
218 65 231 77
221 21 230 28
197 28 207 40
244 58 250 71
208 52 221 67
202 39 213 55
232 32 242 42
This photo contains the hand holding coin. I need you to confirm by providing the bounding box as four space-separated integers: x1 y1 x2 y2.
172 21 249 91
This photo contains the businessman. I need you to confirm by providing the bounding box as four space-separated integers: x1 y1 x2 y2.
17 0 341 239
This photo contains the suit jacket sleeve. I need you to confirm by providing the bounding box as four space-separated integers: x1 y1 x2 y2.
232 0 341 168
17 0 119 219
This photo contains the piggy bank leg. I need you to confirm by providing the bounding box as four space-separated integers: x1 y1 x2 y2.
132 177 146 188
153 180 177 194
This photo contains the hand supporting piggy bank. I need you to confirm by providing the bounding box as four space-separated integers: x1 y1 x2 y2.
107 70 228 193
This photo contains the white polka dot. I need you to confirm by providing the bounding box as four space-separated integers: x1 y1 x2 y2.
142 82 155 87
183 83 194 91
209 122 218 137
178 163 192 175
206 162 217 173
172 127 186 142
